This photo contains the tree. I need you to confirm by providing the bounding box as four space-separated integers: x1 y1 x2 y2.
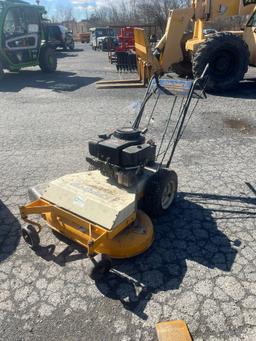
87 0 190 32
50 4 74 23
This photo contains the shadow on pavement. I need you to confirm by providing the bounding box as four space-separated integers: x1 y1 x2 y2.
35 231 87 266
95 191 256 319
35 243 87 266
56 48 84 54
28 190 255 320
0 70 101 93
211 78 256 99
0 201 21 262
245 182 256 197
55 51 80 59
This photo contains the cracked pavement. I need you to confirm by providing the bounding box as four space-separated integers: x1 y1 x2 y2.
0 44 256 341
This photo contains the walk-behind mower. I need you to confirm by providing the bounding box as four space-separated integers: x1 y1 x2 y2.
19 67 208 281
0 0 57 79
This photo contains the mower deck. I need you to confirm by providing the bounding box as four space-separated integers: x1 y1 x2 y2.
38 170 137 231
19 170 154 258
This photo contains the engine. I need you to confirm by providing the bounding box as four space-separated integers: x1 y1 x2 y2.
87 127 156 187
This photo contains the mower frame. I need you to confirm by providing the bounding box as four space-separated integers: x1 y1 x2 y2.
19 198 137 257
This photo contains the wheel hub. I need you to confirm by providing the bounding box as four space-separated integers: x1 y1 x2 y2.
22 230 32 245
211 50 235 77
161 181 175 209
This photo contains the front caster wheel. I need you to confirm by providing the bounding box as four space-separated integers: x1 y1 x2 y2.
88 253 112 281
21 224 40 250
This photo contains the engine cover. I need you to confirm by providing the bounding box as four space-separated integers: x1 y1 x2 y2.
88 127 156 168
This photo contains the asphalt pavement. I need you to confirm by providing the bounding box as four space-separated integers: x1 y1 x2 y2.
0 43 256 341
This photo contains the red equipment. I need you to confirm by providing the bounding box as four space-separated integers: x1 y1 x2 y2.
110 27 137 72
116 27 135 52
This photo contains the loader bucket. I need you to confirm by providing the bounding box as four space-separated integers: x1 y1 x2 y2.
96 28 160 89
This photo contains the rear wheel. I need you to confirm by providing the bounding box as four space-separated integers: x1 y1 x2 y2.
192 32 249 91
143 169 178 218
39 47 57 73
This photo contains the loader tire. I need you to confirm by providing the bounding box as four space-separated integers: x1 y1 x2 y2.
39 47 57 73
192 32 249 92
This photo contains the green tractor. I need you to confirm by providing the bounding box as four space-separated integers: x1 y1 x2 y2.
0 0 57 79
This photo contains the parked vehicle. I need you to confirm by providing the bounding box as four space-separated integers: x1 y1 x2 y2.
89 27 115 50
98 36 117 51
0 0 57 79
80 32 90 43
44 24 75 51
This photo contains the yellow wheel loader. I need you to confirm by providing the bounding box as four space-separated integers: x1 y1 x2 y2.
97 0 256 91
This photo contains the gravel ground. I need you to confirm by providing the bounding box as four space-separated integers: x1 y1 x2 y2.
0 44 256 341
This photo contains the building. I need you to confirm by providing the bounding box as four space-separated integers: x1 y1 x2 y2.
62 20 89 41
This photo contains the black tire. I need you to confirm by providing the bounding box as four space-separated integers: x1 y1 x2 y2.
39 47 57 73
69 40 75 50
22 225 40 250
192 32 249 92
88 254 112 281
143 169 178 218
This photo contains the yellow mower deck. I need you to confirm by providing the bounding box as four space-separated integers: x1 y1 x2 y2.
19 170 154 258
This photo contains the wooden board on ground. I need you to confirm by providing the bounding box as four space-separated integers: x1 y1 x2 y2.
156 320 192 341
